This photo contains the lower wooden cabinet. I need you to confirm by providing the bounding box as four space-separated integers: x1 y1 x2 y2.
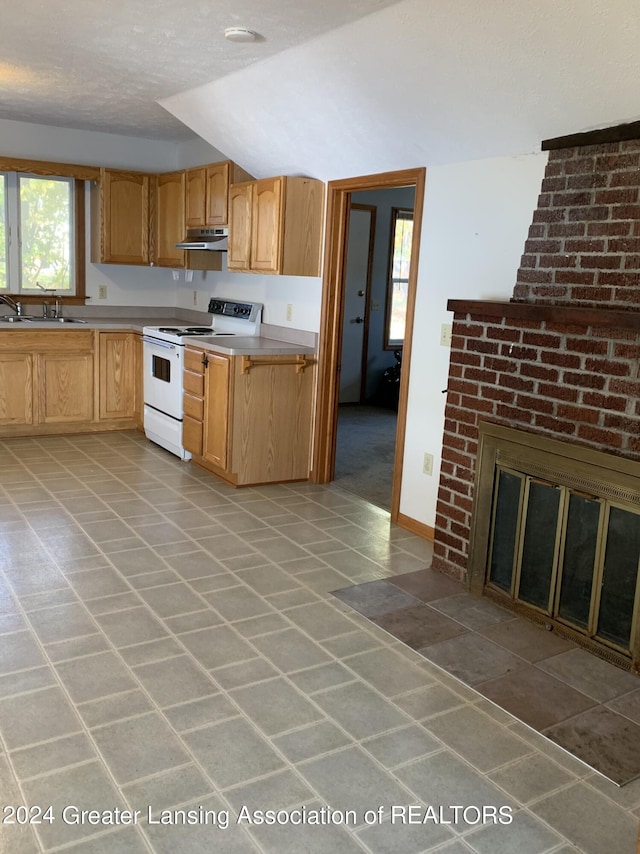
40 351 94 423
98 332 137 420
183 346 315 486
0 353 34 426
0 330 139 437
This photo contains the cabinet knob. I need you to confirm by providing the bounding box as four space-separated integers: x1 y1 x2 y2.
202 354 209 368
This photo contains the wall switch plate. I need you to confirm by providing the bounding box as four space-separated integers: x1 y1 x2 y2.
423 452 434 476
371 300 380 311
98 285 107 300
286 304 293 321
440 323 453 347
185 270 194 282
172 270 180 281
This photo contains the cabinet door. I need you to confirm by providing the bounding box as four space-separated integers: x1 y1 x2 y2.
206 162 230 226
227 184 252 271
102 170 150 265
39 353 94 423
203 353 231 470
154 172 185 268
0 353 34 426
251 177 284 273
99 333 136 420
186 167 206 228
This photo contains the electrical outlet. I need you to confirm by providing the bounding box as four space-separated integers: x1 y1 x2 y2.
286 304 293 322
423 452 434 476
440 323 453 347
371 300 380 311
193 290 198 306
185 270 193 282
97 285 107 300
172 270 180 281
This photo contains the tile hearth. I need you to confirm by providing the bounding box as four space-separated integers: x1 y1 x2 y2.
0 431 638 854
333 572 640 787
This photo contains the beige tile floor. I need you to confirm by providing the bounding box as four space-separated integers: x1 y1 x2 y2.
0 431 638 853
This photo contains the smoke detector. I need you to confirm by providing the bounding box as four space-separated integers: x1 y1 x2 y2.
225 27 257 43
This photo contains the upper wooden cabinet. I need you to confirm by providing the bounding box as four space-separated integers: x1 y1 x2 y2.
186 160 253 228
228 176 324 277
152 171 186 269
91 169 150 265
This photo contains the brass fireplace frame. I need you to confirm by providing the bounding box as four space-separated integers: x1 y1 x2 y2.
468 422 640 673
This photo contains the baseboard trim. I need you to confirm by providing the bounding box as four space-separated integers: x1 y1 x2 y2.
396 513 434 542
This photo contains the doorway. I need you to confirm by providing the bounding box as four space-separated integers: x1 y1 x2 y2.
312 167 426 524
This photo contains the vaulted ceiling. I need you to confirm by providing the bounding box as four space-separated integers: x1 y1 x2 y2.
0 0 400 140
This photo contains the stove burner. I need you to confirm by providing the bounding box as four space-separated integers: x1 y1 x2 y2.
184 327 214 333
158 327 181 333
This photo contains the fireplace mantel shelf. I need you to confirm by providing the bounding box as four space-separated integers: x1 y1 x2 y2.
447 299 640 330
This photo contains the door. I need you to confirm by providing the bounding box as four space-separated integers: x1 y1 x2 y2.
339 204 375 403
103 170 150 265
99 333 136 420
203 352 231 470
312 167 426 523
228 183 252 271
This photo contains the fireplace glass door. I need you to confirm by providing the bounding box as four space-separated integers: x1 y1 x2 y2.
487 466 640 658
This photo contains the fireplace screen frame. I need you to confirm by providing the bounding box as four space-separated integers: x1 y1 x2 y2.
468 422 640 673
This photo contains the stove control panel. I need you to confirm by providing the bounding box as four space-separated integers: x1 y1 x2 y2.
208 299 262 322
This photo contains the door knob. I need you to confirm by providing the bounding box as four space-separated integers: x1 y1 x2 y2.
357 290 365 297
351 316 364 324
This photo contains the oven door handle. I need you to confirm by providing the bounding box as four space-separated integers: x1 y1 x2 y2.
141 336 178 351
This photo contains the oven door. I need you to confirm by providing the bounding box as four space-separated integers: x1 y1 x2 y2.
142 336 184 420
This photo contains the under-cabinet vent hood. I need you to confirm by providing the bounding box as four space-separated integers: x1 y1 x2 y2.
176 228 228 251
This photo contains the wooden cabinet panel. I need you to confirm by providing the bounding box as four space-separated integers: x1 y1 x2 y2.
0 353 34 426
206 161 230 225
231 356 314 483
39 353 94 423
202 353 231 470
99 333 136 420
185 167 207 228
183 414 203 457
251 178 284 273
154 171 185 268
92 169 150 265
227 184 253 271
228 176 323 276
187 161 254 230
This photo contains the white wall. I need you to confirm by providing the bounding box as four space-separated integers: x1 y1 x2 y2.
174 254 323 330
399 152 548 527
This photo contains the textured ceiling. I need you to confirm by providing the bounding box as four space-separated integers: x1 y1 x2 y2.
0 0 401 141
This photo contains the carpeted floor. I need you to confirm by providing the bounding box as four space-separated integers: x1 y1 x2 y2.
334 405 397 511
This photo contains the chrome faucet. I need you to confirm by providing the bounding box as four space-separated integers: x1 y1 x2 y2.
0 295 22 315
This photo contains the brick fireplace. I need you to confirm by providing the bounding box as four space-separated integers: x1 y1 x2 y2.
433 124 640 671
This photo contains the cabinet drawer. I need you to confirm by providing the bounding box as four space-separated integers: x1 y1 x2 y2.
183 415 203 457
184 348 205 373
183 392 203 421
183 370 204 397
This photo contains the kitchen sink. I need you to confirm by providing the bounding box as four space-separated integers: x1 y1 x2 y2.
39 317 87 323
0 316 35 322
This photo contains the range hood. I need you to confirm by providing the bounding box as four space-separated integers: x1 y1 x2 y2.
176 228 228 251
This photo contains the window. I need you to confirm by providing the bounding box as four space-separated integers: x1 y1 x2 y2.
0 172 81 296
385 207 413 348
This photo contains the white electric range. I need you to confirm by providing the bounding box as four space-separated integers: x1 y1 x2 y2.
142 298 263 459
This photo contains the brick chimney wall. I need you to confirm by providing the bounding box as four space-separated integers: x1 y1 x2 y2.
433 137 640 581
514 140 640 308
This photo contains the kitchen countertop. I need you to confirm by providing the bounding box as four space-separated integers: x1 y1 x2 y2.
184 335 316 356
0 318 316 356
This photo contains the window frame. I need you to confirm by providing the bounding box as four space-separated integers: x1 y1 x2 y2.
384 206 414 350
0 156 93 305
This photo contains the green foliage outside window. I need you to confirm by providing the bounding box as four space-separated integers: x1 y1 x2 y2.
19 176 72 291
